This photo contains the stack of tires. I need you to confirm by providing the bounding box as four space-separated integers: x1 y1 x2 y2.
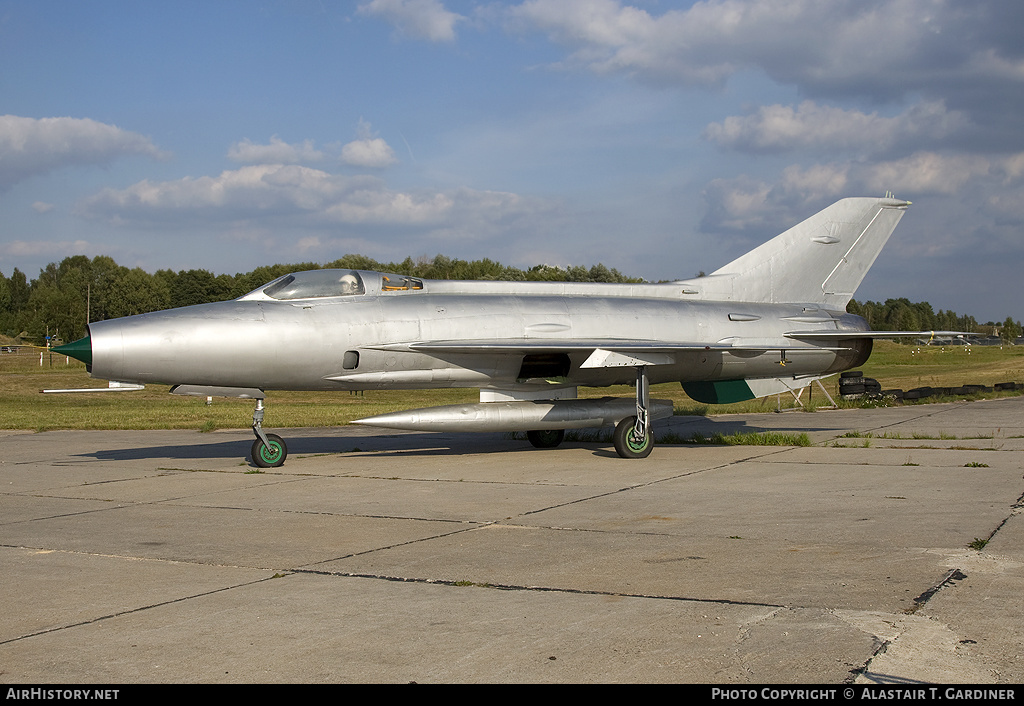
839 371 882 399
839 371 865 398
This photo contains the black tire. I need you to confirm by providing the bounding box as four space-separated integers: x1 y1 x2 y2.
839 379 864 394
251 433 287 468
527 429 565 449
613 417 653 459
841 370 864 379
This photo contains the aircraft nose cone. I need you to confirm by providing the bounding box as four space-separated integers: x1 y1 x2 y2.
53 334 92 366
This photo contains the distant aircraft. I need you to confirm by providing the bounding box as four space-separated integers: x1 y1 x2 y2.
54 196 944 465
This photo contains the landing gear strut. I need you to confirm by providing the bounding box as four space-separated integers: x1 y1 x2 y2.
613 366 653 459
251 399 287 468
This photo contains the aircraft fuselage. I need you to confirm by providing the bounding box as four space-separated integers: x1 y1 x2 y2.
84 272 870 394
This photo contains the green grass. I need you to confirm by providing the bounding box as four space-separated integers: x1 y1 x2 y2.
675 431 812 447
855 340 1024 391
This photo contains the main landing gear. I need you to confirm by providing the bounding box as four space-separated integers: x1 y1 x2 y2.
613 366 653 459
525 366 654 458
251 399 288 468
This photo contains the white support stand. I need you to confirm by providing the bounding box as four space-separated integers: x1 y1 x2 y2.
775 377 837 412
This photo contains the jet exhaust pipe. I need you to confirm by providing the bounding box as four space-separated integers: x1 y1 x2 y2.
353 397 674 433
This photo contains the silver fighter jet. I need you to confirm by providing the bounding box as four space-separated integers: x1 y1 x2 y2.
54 197 931 465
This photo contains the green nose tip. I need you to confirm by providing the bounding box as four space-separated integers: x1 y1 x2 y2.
53 334 92 366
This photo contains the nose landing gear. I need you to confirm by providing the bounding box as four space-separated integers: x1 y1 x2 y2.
251 399 288 468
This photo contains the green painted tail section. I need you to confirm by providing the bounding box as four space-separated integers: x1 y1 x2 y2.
682 380 756 405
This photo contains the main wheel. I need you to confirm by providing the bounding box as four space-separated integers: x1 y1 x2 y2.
251 433 288 468
613 416 653 459
527 429 565 449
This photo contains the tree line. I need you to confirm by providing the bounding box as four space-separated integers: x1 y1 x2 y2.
846 299 1022 342
1 254 1019 346
0 254 642 344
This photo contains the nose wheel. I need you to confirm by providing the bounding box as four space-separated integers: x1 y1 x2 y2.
252 433 287 468
251 399 288 468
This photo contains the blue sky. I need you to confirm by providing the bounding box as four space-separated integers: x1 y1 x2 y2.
2 0 1022 321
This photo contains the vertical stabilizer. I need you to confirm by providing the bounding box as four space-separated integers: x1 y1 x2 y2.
681 197 910 308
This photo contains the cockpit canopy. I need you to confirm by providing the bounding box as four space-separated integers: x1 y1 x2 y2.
262 270 365 300
240 269 425 301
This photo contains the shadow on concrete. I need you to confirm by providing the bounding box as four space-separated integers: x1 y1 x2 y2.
70 414 843 465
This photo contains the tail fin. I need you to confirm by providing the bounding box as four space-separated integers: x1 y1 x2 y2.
682 197 910 308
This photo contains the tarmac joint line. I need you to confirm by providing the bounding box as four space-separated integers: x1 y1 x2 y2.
0 570 292 648
286 565 787 609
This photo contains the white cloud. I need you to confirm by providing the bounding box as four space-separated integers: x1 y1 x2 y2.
700 175 775 232
32 201 55 214
862 152 995 195
700 150 1024 234
504 1 1023 105
226 126 397 169
358 0 464 42
79 165 377 221
341 137 398 169
0 115 164 191
1 239 91 259
704 100 968 155
506 0 709 82
76 163 541 231
341 120 398 168
295 236 322 254
701 164 861 234
228 136 324 164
